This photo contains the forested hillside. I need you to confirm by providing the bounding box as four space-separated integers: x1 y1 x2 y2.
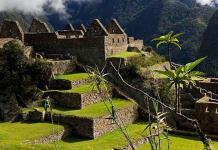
0 0 216 64
198 10 218 76
0 12 32 31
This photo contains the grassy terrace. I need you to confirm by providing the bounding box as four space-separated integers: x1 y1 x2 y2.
24 98 134 118
137 134 218 150
55 73 91 81
0 122 64 149
63 82 106 94
47 82 107 94
0 121 149 150
108 52 141 59
2 121 217 150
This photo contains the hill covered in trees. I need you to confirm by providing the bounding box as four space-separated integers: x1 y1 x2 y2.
0 12 32 31
0 0 216 64
198 10 218 76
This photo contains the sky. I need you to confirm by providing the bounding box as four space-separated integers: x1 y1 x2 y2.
196 0 218 5
0 0 216 15
0 0 99 15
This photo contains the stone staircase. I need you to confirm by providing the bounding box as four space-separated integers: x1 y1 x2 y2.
25 71 139 139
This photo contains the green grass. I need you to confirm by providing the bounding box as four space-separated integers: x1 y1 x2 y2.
0 121 64 149
26 98 134 118
47 82 108 94
1 121 218 150
137 134 218 150
109 52 141 59
63 82 106 94
55 73 91 81
0 121 148 150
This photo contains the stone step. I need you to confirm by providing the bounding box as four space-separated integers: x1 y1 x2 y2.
46 82 112 109
49 72 94 90
46 58 77 75
25 98 139 139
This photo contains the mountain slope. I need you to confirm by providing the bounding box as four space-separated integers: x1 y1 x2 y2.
0 12 32 31
198 10 218 76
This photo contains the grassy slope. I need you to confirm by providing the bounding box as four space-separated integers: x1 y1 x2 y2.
108 52 141 58
1 121 218 150
47 82 107 94
0 122 64 149
55 73 91 81
137 134 218 150
63 82 105 94
0 121 148 150
25 98 134 118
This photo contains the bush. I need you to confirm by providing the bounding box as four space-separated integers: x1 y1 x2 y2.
0 40 52 107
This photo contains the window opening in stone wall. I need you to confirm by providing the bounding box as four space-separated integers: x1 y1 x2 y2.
205 106 209 113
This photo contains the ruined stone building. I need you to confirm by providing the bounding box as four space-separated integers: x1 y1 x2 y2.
0 18 143 67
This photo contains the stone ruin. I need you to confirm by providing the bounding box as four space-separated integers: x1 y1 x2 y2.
29 18 51 33
195 96 218 134
0 20 24 42
0 18 143 68
1 18 218 141
177 78 218 134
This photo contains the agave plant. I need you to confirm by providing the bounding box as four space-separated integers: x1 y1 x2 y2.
152 31 183 68
155 57 206 113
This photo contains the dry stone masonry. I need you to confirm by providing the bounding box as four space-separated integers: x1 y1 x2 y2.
0 17 143 68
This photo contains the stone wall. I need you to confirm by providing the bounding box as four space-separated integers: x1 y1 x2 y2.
197 79 218 93
47 59 77 75
128 37 144 51
57 30 84 38
27 101 138 139
0 20 24 42
195 97 218 134
106 55 142 68
29 18 51 33
93 103 138 138
24 33 106 67
46 89 112 109
49 77 93 90
105 34 128 56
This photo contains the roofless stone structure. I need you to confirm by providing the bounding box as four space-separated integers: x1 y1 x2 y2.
0 18 143 67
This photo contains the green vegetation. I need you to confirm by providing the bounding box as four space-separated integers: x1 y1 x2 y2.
0 121 64 149
129 52 166 69
0 121 148 150
156 57 206 113
47 82 107 94
55 73 91 81
108 52 141 59
137 134 218 150
25 98 134 118
63 82 106 94
1 121 218 150
152 31 183 67
0 40 52 120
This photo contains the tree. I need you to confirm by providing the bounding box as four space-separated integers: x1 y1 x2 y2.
155 57 206 113
152 31 183 68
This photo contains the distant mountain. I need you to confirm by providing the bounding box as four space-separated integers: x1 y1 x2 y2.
198 10 218 76
0 12 32 31
48 0 215 63
0 0 216 65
